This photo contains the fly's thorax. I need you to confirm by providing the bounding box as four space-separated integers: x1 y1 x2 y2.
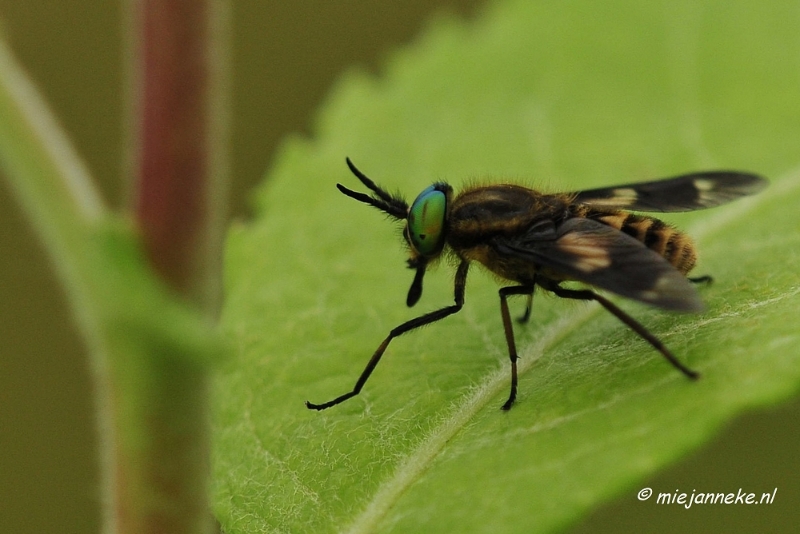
578 206 698 274
447 185 570 246
441 185 570 284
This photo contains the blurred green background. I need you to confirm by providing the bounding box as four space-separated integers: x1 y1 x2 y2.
0 1 796 533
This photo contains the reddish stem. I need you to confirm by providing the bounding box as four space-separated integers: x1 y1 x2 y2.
120 1 224 533
134 0 211 301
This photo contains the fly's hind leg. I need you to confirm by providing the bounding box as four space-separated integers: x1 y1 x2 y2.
545 282 700 380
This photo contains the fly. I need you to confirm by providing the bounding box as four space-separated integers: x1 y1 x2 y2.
306 158 767 411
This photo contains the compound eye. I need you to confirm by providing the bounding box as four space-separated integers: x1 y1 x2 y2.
407 185 446 257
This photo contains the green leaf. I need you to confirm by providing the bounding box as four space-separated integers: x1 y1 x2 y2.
213 1 800 532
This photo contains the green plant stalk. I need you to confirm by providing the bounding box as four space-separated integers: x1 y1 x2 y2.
0 33 117 529
0 2 228 534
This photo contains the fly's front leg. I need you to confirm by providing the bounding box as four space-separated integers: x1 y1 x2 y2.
499 284 535 411
306 261 470 411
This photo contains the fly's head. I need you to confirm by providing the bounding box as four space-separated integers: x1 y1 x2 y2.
338 158 452 307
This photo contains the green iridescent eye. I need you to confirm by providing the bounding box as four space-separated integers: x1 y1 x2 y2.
407 185 447 256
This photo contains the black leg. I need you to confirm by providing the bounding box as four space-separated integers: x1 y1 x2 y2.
688 275 713 285
306 261 470 410
498 285 535 410
547 285 700 380
517 290 535 324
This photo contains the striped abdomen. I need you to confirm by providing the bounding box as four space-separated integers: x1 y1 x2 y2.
575 206 697 274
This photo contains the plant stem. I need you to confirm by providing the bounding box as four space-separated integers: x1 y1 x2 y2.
120 0 229 532
131 0 228 313
0 2 229 531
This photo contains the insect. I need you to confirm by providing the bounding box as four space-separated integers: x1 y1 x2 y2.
306 158 767 411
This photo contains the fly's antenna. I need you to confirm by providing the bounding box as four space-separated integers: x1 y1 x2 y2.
337 158 408 219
